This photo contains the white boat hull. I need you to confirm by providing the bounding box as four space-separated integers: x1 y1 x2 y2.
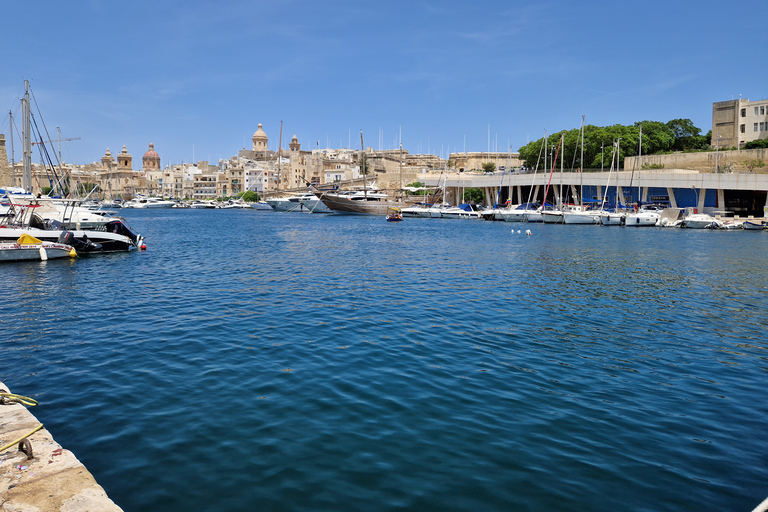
562 212 600 224
0 242 74 262
624 213 659 226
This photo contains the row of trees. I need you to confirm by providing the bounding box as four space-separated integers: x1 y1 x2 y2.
517 119 711 170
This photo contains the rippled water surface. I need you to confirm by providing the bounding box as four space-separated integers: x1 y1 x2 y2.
2 210 768 511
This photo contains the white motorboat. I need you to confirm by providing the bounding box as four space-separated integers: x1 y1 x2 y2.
401 205 433 218
625 205 663 227
222 199 253 209
439 204 483 219
251 201 273 211
190 200 218 209
562 205 600 225
125 196 176 208
8 194 126 230
681 209 722 229
0 234 75 262
267 192 331 213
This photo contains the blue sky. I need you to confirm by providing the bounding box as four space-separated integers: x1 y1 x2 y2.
2 0 766 168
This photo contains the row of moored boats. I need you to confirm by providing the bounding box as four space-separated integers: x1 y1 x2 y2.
0 188 146 262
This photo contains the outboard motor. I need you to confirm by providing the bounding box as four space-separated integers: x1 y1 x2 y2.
58 230 102 252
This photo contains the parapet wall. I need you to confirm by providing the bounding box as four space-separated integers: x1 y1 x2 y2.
625 148 768 173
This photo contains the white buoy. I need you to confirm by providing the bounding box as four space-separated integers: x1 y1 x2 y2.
517 230 521 233
526 229 532 236
39 246 48 261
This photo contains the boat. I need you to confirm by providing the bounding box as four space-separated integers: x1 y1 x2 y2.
439 204 484 219
624 127 662 227
598 140 627 226
625 204 663 226
562 117 600 225
400 204 433 218
658 208 685 228
386 207 403 222
251 201 273 211
190 200 218 209
7 194 123 230
500 202 538 222
314 186 410 215
124 196 176 208
743 220 766 230
221 199 253 209
562 204 601 224
266 192 331 213
1 203 144 252
680 208 722 229
540 134 565 224
0 234 76 262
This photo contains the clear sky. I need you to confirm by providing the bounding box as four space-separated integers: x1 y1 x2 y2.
2 0 766 168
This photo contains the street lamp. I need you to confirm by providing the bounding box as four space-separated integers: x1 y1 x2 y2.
715 132 722 173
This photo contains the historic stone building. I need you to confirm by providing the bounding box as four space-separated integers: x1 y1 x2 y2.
0 134 10 187
712 97 768 149
142 143 161 172
252 124 268 155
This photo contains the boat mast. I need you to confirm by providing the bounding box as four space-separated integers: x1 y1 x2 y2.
579 114 585 207
559 133 564 209
360 130 367 200
277 121 282 197
8 110 15 186
637 124 642 207
22 80 32 193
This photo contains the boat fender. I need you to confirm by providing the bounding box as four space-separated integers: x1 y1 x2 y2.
526 229 532 236
69 248 77 258
39 246 47 261
140 243 147 251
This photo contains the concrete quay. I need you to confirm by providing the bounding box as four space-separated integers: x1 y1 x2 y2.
0 381 122 511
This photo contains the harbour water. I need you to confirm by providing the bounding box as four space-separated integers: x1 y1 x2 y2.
2 210 768 511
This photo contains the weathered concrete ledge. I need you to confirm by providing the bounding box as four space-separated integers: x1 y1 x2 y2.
0 381 122 511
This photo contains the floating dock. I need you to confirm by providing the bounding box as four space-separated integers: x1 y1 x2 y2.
0 381 122 511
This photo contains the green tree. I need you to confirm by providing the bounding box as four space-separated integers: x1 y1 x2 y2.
462 188 484 204
241 190 259 202
666 119 706 151
482 162 496 173
744 139 768 149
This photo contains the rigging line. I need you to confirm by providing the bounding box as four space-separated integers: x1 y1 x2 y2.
30 113 65 195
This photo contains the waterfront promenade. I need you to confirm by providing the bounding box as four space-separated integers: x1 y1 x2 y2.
0 381 122 511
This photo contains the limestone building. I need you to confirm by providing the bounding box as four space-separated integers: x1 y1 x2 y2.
142 143 161 172
712 97 768 148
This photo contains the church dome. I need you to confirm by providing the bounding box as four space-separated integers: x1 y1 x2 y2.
253 123 268 141
143 143 159 158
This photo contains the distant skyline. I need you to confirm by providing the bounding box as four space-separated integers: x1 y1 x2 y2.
2 0 767 167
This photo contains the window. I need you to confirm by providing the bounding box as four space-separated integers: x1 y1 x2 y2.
742 108 747 117
755 123 759 132
762 122 766 131
741 124 746 133
762 106 766 115
756 107 760 115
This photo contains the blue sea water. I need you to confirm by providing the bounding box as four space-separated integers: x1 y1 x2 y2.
2 209 768 511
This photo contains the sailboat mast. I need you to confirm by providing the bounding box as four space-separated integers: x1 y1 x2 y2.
8 110 15 186
637 125 642 207
579 114 585 207
360 130 367 200
277 121 283 197
559 133 564 209
22 80 32 193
